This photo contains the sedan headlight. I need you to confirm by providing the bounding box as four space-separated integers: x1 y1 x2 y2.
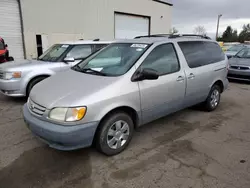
49 107 87 122
2 72 22 80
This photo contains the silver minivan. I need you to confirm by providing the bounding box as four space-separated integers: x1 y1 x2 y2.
23 36 229 155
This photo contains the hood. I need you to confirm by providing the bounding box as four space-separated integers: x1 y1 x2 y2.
30 69 120 109
0 59 48 71
229 57 250 66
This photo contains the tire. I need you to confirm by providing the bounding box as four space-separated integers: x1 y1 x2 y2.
7 56 14 61
96 112 134 156
27 76 48 96
204 85 221 112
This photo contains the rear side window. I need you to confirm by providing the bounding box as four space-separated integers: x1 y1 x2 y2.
140 43 180 76
67 45 92 59
178 41 225 68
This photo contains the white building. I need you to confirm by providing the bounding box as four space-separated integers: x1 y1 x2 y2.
0 0 173 59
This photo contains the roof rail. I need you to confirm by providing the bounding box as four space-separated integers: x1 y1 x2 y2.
134 34 211 40
134 34 171 39
168 34 211 39
93 38 100 41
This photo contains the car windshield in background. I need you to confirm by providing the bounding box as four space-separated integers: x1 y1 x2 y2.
227 45 244 52
0 41 4 50
38 44 69 62
75 43 149 76
235 48 250 58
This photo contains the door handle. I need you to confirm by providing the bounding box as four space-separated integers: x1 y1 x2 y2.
176 76 185 82
187 73 195 79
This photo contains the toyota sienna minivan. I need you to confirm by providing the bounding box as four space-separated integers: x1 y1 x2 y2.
23 35 229 155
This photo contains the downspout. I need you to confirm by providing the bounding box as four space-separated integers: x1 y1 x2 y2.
17 0 27 59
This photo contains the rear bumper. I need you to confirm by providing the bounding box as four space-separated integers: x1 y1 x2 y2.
0 79 25 97
23 104 99 151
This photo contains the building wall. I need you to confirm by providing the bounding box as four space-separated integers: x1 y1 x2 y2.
20 0 172 59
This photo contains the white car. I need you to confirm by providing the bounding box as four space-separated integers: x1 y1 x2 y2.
0 40 112 97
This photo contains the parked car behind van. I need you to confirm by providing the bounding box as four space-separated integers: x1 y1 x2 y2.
225 44 247 59
23 35 229 155
0 40 111 97
228 47 250 81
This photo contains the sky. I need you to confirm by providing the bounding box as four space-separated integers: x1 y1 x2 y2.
172 0 250 39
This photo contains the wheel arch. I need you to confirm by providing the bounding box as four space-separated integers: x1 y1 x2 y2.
212 80 224 93
93 106 140 144
25 74 51 95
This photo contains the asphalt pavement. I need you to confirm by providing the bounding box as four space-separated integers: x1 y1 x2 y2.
0 82 250 188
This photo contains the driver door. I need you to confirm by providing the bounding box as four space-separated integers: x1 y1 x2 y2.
137 43 186 124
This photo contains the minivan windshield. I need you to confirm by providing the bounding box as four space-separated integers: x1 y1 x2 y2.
235 48 250 58
38 44 69 62
74 43 149 76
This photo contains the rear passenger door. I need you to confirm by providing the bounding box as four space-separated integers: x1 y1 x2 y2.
178 41 225 107
137 43 186 124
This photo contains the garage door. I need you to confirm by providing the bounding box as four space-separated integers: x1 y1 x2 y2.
115 13 150 39
0 0 24 59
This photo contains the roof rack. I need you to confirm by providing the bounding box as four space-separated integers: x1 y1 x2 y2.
169 34 211 39
134 34 211 40
134 34 171 39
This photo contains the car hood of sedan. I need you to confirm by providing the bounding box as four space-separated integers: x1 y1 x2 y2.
229 57 250 66
0 59 50 71
225 51 237 56
30 69 120 109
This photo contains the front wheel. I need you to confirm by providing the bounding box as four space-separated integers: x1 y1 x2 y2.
204 85 221 111
96 112 134 156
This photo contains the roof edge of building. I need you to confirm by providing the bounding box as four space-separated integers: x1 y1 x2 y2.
153 0 173 6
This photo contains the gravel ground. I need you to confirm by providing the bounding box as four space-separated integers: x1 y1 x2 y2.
0 82 250 188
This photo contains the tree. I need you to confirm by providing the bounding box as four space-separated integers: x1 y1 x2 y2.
193 26 207 35
239 24 250 43
219 26 238 42
170 27 178 34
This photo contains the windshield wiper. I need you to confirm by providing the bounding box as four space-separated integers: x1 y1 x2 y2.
81 68 107 76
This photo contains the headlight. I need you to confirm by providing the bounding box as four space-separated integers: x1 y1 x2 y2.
49 107 87 122
2 72 22 80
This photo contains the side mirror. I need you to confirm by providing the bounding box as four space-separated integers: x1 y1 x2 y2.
5 44 8 48
64 57 75 63
132 68 159 82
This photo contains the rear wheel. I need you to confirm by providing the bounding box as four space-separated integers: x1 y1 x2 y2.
26 76 48 96
204 85 221 111
96 112 134 156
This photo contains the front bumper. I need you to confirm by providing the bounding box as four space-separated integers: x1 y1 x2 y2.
228 69 250 81
23 104 99 151
0 79 25 97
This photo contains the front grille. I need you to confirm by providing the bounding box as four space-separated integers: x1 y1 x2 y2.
28 99 46 116
230 66 250 70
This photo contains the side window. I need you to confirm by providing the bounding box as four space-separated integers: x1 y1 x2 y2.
178 41 205 68
178 41 225 69
140 43 180 76
203 42 225 64
67 45 92 59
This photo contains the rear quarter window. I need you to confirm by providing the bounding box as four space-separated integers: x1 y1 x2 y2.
178 41 225 68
